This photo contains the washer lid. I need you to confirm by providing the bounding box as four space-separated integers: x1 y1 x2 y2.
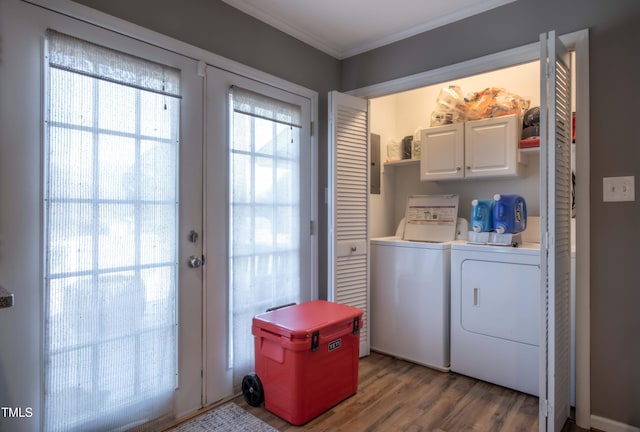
370 236 452 249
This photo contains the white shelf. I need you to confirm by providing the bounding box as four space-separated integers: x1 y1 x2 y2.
384 159 419 167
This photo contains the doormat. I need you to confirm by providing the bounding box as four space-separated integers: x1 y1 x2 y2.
169 403 277 432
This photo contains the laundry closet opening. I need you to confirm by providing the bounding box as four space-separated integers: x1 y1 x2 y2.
362 44 582 419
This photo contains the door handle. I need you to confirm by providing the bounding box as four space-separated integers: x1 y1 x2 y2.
188 255 205 268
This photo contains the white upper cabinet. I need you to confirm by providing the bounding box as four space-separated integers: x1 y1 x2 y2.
465 114 522 178
420 114 522 181
419 123 464 180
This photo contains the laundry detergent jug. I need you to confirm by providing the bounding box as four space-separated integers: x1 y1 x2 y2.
493 194 527 234
470 199 494 232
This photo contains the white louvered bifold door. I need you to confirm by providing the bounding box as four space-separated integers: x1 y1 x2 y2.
539 31 572 432
328 91 370 356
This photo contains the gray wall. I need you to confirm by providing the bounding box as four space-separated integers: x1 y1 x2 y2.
73 0 640 426
342 0 640 427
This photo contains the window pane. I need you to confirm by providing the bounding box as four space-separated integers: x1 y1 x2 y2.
232 113 252 152
231 204 252 256
97 271 145 337
140 91 178 139
275 250 299 300
98 337 138 401
98 134 136 200
141 140 177 201
254 156 273 203
48 203 94 274
231 152 252 204
229 89 302 384
98 80 136 133
45 33 179 431
140 204 176 265
98 204 136 269
139 325 176 393
141 266 175 330
276 159 296 204
254 117 274 155
48 127 93 200
254 205 275 249
276 205 298 248
47 275 94 351
45 347 94 430
275 123 298 158
49 69 94 127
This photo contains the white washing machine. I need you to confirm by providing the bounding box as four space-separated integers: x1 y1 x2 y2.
370 236 453 371
450 241 541 396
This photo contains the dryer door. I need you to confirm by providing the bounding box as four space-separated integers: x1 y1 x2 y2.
461 260 540 346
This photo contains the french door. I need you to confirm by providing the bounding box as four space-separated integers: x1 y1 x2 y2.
39 17 204 431
204 66 315 403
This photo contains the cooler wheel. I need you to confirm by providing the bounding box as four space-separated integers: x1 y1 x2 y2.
242 372 264 407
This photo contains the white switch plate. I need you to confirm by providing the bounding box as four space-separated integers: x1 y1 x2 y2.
603 176 635 202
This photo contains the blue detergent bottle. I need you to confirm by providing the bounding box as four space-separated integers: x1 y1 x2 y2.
493 194 527 234
470 199 494 232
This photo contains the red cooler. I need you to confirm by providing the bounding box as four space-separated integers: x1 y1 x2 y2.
244 300 363 425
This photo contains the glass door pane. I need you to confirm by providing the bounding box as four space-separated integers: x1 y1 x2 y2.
229 96 302 383
44 35 180 431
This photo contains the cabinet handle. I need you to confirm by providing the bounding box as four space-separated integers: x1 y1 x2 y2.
456 166 461 171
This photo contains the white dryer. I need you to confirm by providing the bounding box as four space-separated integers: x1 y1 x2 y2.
450 242 540 396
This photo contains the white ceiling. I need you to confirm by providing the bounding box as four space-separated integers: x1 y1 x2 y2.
220 0 516 59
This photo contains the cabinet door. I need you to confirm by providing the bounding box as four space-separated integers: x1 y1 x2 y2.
464 114 521 178
420 123 464 180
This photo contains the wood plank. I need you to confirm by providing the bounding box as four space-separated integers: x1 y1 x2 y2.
235 352 548 431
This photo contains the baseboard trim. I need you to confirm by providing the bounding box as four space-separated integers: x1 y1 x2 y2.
591 415 640 432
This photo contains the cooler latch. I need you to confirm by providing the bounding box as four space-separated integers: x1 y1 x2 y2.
311 331 320 351
352 317 360 335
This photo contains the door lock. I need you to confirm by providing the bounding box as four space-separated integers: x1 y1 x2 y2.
188 255 205 268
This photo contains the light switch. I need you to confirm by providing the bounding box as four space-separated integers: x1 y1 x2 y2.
603 176 635 202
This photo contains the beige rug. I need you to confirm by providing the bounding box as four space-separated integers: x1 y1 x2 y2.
170 403 277 432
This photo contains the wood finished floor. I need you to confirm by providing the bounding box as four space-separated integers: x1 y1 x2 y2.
235 352 587 432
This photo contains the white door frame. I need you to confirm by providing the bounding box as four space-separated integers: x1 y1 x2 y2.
348 29 591 429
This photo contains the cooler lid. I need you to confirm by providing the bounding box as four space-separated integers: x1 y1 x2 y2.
252 300 363 339
402 194 459 242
